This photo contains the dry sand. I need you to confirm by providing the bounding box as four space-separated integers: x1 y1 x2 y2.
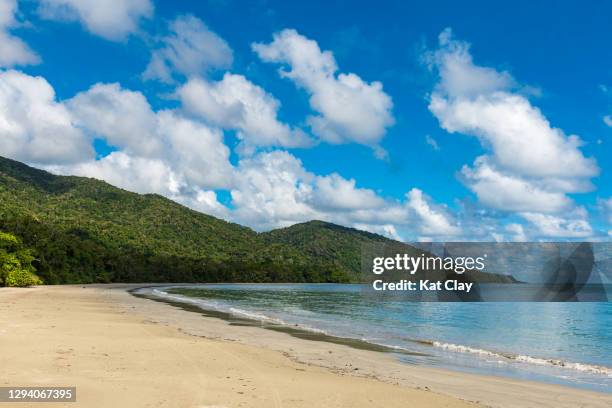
0 285 610 408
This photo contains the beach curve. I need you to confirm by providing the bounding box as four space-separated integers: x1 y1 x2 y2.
1 284 610 408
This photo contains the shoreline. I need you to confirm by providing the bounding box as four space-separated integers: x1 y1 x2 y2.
1 284 610 408
130 287 432 356
138 284 612 384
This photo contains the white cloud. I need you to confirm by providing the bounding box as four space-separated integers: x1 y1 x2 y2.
38 0 152 41
604 115 612 127
0 0 16 29
231 150 449 239
0 0 39 67
0 67 449 241
427 28 598 237
353 223 402 241
48 150 229 220
177 73 311 150
186 190 229 219
51 151 181 195
231 150 317 229
520 211 593 238
425 29 514 99
425 134 439 150
406 188 461 237
252 29 394 149
460 157 573 213
0 70 93 164
143 14 232 82
430 91 597 179
157 109 233 189
65 82 234 190
505 223 527 242
1 73 421 240
230 150 392 231
311 173 385 211
68 82 162 157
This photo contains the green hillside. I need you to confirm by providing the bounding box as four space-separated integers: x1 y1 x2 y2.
261 220 518 284
0 156 517 285
262 220 392 274
0 156 370 283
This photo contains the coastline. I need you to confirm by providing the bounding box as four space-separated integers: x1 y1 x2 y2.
1 285 610 408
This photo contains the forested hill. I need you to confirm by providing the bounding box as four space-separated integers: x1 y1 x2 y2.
0 156 517 284
261 221 392 275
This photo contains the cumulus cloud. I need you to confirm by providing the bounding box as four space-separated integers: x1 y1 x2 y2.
49 82 234 219
184 190 229 219
157 109 233 189
520 211 593 238
406 188 461 237
460 157 573 213
1 72 455 242
0 70 93 164
1 73 438 241
229 150 460 240
604 115 612 127
144 14 232 82
51 151 180 195
311 173 385 211
427 28 598 237
355 224 402 241
177 73 311 150
65 82 234 189
505 223 527 242
252 29 394 150
430 91 597 180
231 151 405 233
0 0 39 67
232 151 403 232
38 0 153 41
67 82 162 157
48 151 229 220
426 29 515 99
231 151 317 229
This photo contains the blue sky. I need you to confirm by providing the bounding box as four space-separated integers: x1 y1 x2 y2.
1 0 611 240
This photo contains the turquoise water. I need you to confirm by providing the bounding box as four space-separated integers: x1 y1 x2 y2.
146 283 612 392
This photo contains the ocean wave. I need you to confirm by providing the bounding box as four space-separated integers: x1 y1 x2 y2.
293 324 329 335
513 355 612 377
432 341 612 377
150 287 221 310
227 307 286 325
361 340 418 353
227 307 331 334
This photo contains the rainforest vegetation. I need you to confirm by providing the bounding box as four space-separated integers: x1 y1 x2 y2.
0 156 516 286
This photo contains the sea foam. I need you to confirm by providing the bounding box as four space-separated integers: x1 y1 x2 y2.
432 341 612 377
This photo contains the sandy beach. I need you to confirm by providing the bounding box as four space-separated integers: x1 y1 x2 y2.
1 285 610 408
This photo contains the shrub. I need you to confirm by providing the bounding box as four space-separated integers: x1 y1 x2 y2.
5 268 43 287
0 232 41 287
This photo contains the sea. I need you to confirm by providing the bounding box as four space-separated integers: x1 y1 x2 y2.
135 283 612 393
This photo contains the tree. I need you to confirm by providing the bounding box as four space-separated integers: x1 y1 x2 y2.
0 231 42 287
